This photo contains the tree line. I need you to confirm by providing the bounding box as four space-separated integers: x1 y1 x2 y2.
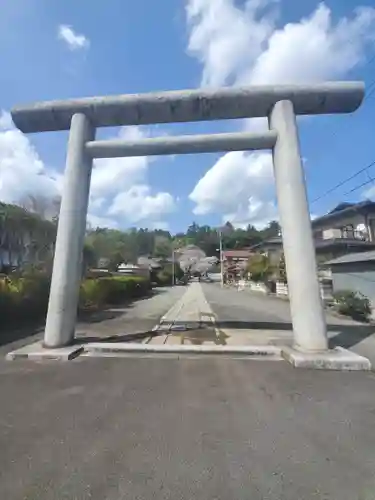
0 196 281 272
85 220 281 269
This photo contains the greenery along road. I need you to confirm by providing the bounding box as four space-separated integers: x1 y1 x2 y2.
1 196 281 272
85 220 281 268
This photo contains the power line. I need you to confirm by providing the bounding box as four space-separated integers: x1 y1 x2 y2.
305 78 375 186
311 159 375 204
361 51 375 77
342 174 375 197
309 77 375 204
305 43 375 207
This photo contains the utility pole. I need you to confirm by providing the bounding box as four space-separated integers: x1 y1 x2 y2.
171 248 175 286
219 230 224 288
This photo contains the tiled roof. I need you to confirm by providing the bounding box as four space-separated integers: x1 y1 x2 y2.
223 250 252 258
325 250 375 265
312 201 375 229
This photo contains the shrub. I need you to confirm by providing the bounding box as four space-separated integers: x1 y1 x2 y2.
155 270 172 286
247 254 274 283
152 263 184 286
0 271 51 327
1 273 150 329
333 290 372 322
79 279 106 309
79 276 149 309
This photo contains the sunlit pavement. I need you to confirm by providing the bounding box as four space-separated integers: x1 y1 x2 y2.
1 356 375 499
2 283 375 499
202 282 375 365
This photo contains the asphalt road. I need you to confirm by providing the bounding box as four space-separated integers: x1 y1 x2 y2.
2 283 375 499
1 356 375 499
1 286 186 355
202 283 375 361
202 282 349 325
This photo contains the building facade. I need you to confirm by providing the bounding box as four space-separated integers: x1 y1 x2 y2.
325 250 375 310
252 201 375 265
222 249 253 279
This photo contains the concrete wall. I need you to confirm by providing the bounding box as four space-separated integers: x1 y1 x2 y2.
275 280 332 301
322 228 342 239
331 261 375 307
249 281 268 293
276 282 288 296
314 213 367 232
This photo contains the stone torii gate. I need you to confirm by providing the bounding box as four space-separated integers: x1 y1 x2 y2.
11 82 365 360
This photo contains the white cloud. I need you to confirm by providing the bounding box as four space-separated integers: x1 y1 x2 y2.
186 0 276 87
87 214 119 230
150 221 170 231
58 24 90 51
90 128 148 201
0 111 61 204
245 4 375 86
362 184 375 199
89 126 177 227
186 0 375 226
189 151 276 228
108 185 176 223
0 112 176 229
0 111 13 129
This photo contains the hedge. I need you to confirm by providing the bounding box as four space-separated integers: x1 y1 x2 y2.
79 276 150 309
1 273 150 329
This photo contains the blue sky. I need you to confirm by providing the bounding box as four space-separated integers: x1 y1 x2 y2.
1 0 375 233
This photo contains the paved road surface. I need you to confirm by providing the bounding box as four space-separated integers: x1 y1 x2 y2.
202 283 375 362
1 356 375 499
2 283 375 499
0 286 185 355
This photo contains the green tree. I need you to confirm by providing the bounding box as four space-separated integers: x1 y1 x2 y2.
153 235 172 259
247 254 274 283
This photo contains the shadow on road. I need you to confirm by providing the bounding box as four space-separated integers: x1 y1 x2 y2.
0 325 44 348
78 308 128 324
328 326 375 349
170 320 375 349
0 289 166 348
175 325 229 346
75 331 154 344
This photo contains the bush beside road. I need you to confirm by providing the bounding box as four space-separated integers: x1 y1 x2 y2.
0 272 151 332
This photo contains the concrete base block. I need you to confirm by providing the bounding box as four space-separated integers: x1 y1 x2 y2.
84 342 283 358
6 341 83 362
282 346 371 371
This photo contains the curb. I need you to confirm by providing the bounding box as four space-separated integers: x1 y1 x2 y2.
83 342 283 357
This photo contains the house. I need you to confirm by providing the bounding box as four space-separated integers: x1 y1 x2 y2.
311 201 375 263
324 250 375 309
250 237 283 265
222 249 253 278
117 263 150 279
251 201 375 264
